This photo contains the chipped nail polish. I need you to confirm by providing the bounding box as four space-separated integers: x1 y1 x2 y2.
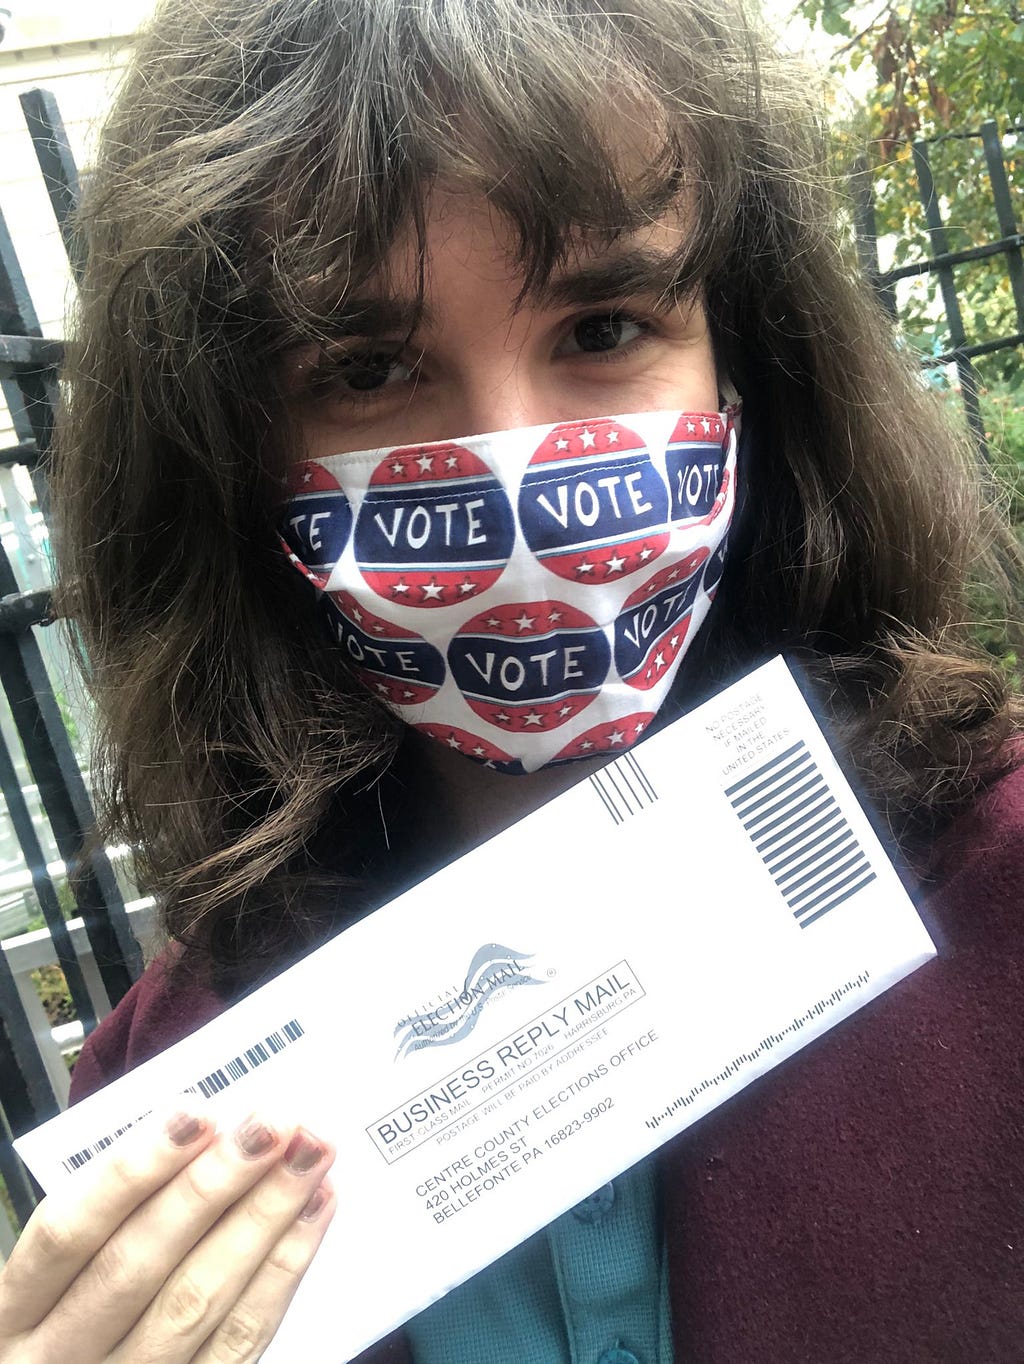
166 1112 206 1147
283 1128 326 1175
236 1116 277 1158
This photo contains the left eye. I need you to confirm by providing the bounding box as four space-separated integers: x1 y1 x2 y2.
562 313 647 355
322 350 414 393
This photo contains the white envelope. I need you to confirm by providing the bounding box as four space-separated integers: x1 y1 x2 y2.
15 656 937 1360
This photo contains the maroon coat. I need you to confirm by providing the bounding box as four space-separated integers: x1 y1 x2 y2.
70 765 1024 1363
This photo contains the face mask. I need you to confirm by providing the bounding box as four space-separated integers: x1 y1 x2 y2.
280 405 738 773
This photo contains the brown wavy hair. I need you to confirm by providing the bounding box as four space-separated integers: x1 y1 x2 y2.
51 0 1023 999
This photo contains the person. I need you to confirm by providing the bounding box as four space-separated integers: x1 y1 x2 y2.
1 0 1022 1359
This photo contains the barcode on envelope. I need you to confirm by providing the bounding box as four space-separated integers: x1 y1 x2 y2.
60 1018 306 1174
590 752 658 824
726 741 876 926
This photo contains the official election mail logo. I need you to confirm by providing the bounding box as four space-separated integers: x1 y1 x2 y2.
354 443 515 607
518 418 670 582
281 462 353 588
448 601 610 733
321 591 445 707
394 944 544 1057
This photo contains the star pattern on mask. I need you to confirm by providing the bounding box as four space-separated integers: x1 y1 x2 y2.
474 603 574 635
561 538 663 581
557 714 655 760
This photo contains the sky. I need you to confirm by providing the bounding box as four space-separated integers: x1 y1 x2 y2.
2 0 157 45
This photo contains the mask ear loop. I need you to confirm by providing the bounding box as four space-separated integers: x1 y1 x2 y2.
718 375 741 418
278 533 327 589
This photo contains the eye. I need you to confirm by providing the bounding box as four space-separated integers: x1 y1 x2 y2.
559 312 650 357
290 341 417 403
303 346 417 399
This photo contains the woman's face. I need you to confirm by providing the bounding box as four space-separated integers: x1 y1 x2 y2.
284 190 721 847
286 190 719 456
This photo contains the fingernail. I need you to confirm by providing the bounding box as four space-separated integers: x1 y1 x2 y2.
235 1115 277 1158
299 1185 329 1221
166 1112 206 1147
283 1127 326 1175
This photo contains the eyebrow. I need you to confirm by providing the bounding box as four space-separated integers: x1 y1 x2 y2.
318 245 696 341
319 297 435 339
537 246 697 308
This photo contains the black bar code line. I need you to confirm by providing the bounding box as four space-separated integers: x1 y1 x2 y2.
730 750 812 813
762 810 847 869
772 826 854 884
624 751 657 802
776 834 859 897
644 971 873 1128
736 762 818 826
793 860 874 919
62 1120 144 1171
611 757 646 811
747 774 834 834
724 740 805 798
782 838 869 921
787 850 867 910
60 1018 306 1175
245 1041 270 1068
741 772 825 833
799 872 877 927
737 760 819 818
772 820 862 913
590 773 622 825
753 794 837 855
191 1019 306 1095
728 746 875 927
604 763 639 817
591 754 659 824
779 840 867 916
593 768 632 823
731 752 815 818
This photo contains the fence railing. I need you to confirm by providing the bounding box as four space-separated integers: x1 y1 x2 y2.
4 898 155 1106
0 90 1020 1249
852 120 1024 461
1 88 144 1243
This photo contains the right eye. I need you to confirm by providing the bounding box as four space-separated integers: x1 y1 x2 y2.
309 347 417 396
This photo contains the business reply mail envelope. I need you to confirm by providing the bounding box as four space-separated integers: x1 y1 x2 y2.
16 657 937 1360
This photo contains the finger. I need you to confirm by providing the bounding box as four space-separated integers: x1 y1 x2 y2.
0 1108 215 1338
190 1180 336 1364
106 1130 334 1364
36 1114 302 1363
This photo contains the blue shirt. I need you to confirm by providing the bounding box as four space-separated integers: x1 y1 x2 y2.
406 1160 673 1364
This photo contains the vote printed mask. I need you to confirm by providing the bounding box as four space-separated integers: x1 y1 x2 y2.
280 406 738 773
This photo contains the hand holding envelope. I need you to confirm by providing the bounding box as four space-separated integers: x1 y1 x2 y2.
14 658 937 1363
0 1108 335 1363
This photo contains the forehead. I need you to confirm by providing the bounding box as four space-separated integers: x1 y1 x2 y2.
328 189 699 334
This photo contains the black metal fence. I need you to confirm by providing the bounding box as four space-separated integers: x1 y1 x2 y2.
0 94 1020 1237
0 90 142 1232
852 120 1024 461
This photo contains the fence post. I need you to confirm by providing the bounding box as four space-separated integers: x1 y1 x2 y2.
981 121 1024 345
910 138 990 460
0 209 142 1004
18 89 84 283
851 153 897 319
